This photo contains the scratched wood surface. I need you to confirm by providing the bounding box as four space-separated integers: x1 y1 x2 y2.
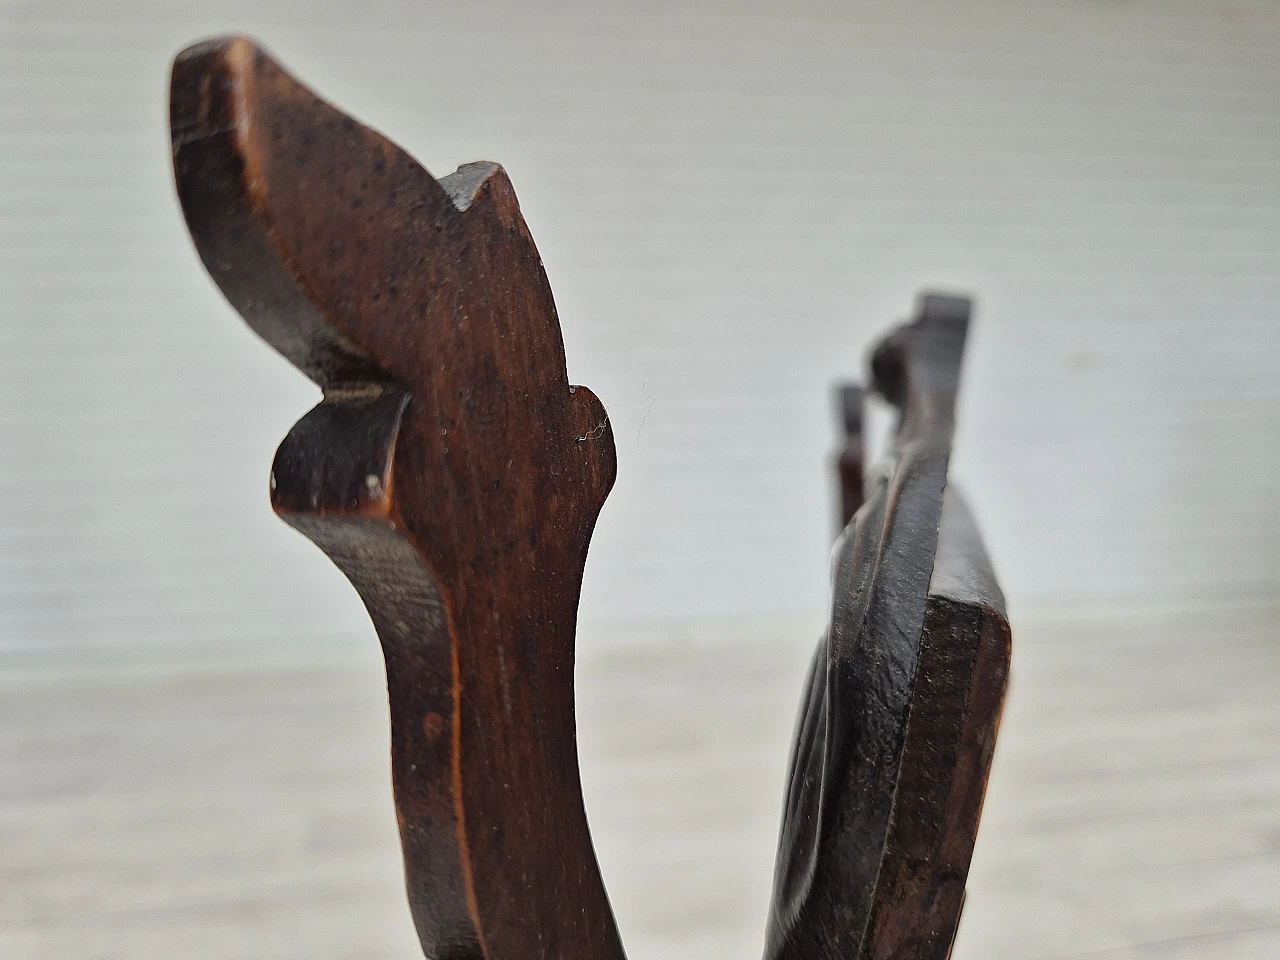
2 607 1277 960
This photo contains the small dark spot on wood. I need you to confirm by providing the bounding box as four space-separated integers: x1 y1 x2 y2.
422 712 446 741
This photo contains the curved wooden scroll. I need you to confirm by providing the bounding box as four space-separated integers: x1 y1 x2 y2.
766 295 1011 960
172 36 1011 960
171 36 624 960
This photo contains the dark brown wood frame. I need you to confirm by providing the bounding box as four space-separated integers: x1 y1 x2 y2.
170 36 1010 960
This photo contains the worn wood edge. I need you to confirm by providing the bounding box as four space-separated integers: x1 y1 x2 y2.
265 386 485 954
170 34 624 960
765 300 971 960
171 37 488 957
861 488 1011 958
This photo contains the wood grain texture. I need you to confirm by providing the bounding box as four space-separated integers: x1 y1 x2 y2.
861 491 1009 959
6 0 1280 656
171 36 622 960
767 296 1010 960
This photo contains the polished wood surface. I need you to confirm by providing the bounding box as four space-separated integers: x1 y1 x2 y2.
172 36 1013 959
172 35 622 960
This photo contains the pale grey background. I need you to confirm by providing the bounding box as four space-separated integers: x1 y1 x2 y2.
2 0 1279 660
3 6 1280 959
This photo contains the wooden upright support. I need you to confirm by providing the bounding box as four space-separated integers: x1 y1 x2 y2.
171 37 1010 960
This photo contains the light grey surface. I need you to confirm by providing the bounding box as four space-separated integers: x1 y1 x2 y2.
3 0 1280 658
2 608 1278 959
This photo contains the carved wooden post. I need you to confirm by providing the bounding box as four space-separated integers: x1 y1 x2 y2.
767 296 1010 960
171 38 1010 960
171 36 624 960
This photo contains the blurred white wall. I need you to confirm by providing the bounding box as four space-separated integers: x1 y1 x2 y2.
2 0 1278 660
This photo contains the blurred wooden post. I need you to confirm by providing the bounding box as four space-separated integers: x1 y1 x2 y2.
836 382 865 529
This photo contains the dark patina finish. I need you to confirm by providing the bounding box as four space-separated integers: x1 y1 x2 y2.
171 38 1010 960
767 296 1010 960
